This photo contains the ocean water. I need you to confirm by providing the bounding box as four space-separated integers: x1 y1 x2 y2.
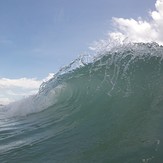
0 43 163 163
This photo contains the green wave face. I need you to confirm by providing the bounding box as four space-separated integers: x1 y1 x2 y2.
1 43 163 163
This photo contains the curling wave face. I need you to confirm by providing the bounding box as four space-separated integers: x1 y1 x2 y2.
0 42 163 162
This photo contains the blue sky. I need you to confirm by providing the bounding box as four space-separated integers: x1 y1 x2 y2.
0 0 155 79
3 0 163 104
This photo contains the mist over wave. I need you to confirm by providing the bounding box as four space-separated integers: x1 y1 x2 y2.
0 42 163 162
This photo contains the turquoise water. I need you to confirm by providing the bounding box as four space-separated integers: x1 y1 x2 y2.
0 43 163 162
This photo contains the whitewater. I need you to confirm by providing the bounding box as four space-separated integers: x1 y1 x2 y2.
0 42 163 162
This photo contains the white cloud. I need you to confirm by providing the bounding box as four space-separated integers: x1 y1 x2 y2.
0 98 13 105
0 73 54 105
90 0 163 52
0 78 42 89
110 0 163 45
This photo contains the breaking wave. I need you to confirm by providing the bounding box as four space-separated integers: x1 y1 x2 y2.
0 42 163 162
